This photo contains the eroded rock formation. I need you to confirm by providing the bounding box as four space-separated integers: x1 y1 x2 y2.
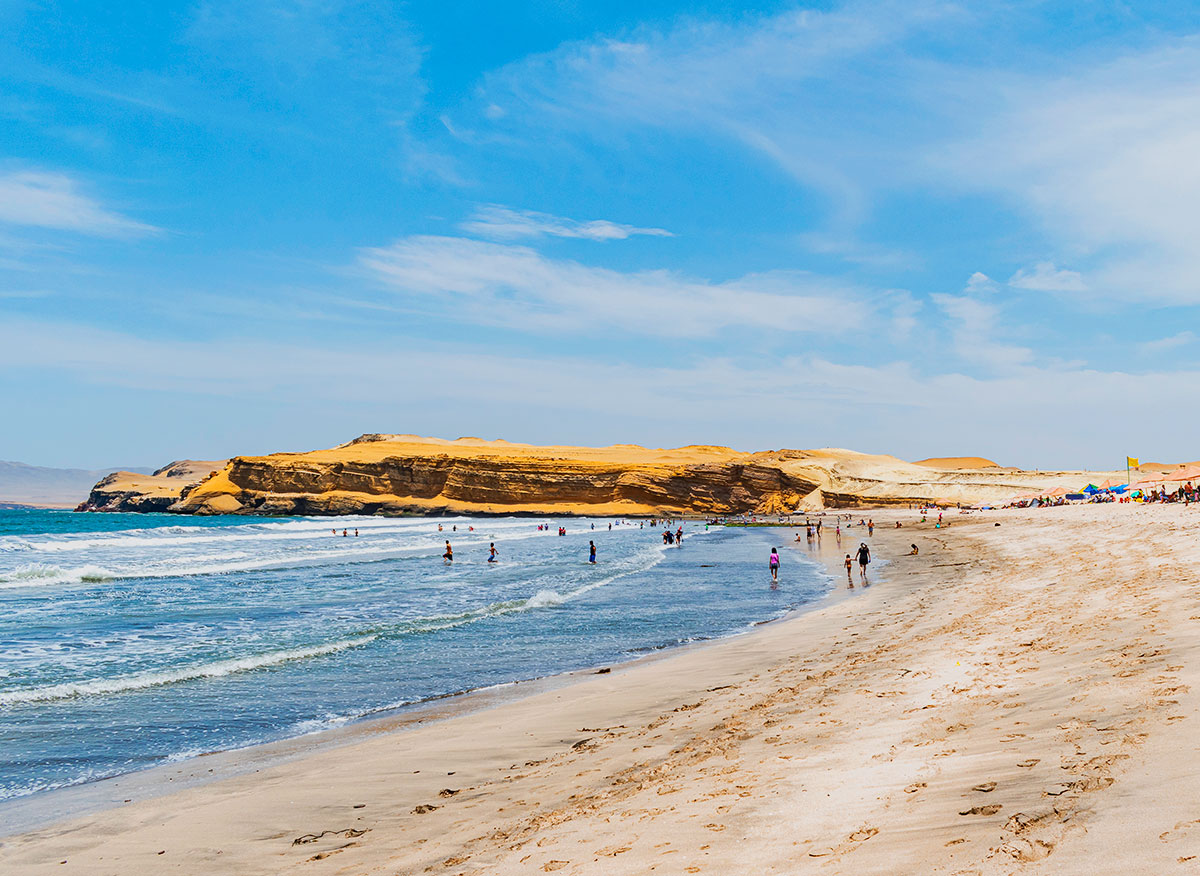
77 435 1102 516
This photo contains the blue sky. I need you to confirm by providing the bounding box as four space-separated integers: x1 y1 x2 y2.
3 0 1200 469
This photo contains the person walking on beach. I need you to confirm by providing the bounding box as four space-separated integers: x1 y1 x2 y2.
488 543 497 563
867 519 874 538
769 548 780 583
856 542 870 582
844 553 854 586
589 541 597 564
443 540 453 564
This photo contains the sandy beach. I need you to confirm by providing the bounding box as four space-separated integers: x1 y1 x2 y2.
6 504 1200 874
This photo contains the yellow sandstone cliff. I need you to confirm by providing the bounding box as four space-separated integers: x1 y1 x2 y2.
78 435 1118 516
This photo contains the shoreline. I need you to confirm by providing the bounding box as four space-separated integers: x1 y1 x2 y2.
12 505 1191 873
0 522 853 838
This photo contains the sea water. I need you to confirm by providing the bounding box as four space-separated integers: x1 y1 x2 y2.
0 510 830 805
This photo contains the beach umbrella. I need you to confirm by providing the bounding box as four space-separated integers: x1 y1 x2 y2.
1080 484 1100 494
1043 486 1069 497
1098 478 1124 489
1161 465 1200 482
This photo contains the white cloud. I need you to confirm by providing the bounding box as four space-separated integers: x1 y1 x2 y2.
947 43 1200 303
472 1 957 234
1007 262 1086 292
2 315 1197 469
932 292 1033 372
1138 330 1196 355
460 205 672 241
358 235 866 337
0 170 157 237
965 272 997 294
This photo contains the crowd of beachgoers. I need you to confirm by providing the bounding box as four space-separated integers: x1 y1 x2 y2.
1005 469 1199 508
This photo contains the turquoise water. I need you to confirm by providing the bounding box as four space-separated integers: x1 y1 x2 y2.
0 511 830 803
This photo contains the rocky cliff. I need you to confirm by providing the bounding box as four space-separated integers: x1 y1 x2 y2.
76 460 228 512
76 435 1117 516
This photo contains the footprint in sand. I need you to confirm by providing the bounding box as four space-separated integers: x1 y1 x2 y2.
542 861 570 871
904 782 927 794
595 845 632 856
848 827 879 842
959 804 1002 816
971 782 997 792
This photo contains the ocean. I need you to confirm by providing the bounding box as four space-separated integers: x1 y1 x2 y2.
0 510 831 805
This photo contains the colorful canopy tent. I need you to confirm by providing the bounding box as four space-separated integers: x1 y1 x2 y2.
1160 466 1200 482
1080 484 1100 494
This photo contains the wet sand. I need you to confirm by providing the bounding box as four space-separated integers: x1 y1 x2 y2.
6 504 1200 874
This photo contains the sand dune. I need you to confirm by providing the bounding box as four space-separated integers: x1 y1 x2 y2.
912 456 1003 469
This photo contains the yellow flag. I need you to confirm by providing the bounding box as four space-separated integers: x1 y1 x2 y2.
1127 457 1139 468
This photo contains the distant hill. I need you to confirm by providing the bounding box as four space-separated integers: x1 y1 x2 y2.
912 456 1004 470
0 461 156 508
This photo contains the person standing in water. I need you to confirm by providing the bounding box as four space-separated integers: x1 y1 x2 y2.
769 548 780 582
856 542 870 582
488 543 497 563
443 541 453 564
589 541 597 564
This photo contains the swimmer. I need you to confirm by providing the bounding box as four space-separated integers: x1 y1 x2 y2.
488 542 497 563
589 540 597 564
443 540 453 563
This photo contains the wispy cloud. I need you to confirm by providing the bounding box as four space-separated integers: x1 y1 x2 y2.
460 205 672 241
0 170 157 238
947 41 1200 304
1139 330 1195 355
470 2 959 237
932 291 1033 372
1008 262 1086 292
2 315 1195 469
358 235 866 337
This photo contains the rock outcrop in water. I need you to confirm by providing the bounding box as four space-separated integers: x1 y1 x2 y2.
77 435 1112 516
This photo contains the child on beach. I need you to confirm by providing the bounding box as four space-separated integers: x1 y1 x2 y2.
844 554 853 586
769 548 780 582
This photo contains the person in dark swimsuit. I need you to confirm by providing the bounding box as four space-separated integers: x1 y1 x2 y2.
856 542 870 581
